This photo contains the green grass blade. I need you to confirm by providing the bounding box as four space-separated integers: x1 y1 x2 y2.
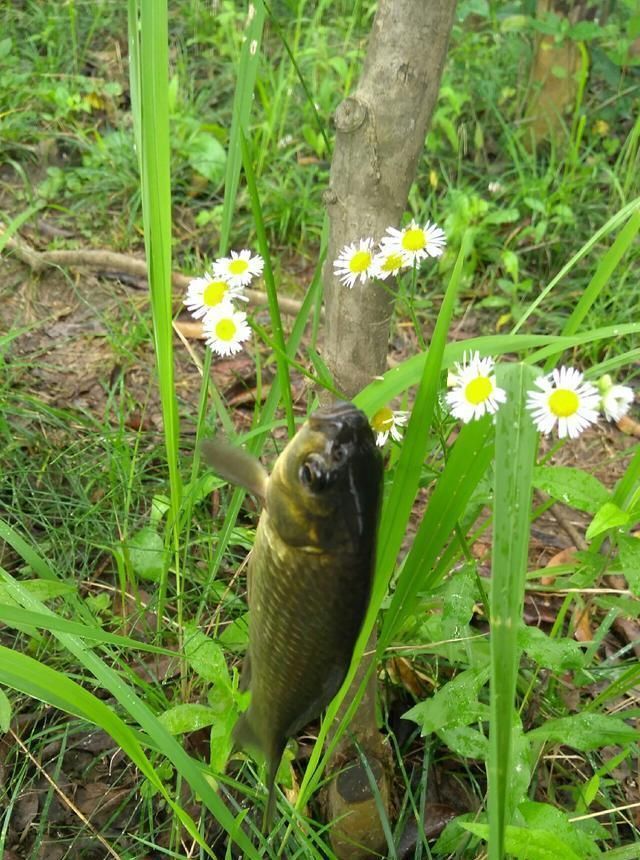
195 247 326 622
241 132 295 436
354 323 640 418
220 2 266 253
0 596 174 656
380 417 495 645
560 208 640 340
373 235 470 596
512 196 640 333
0 645 215 857
130 1 182 629
0 522 265 859
488 363 538 860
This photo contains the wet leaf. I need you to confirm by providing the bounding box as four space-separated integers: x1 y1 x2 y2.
158 703 217 735
438 725 488 759
184 624 231 690
462 821 585 860
519 625 584 670
126 527 168 581
533 466 609 514
618 534 640 594
586 502 630 540
404 667 490 734
0 579 75 607
528 713 637 750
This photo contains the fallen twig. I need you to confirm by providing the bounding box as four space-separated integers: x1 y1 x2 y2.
1 223 308 318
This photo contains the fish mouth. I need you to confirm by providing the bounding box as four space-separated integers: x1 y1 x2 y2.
308 400 370 446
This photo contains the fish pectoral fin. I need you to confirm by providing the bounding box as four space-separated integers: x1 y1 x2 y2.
200 439 268 501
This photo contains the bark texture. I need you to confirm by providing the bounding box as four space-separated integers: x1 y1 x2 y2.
323 0 457 397
321 2 456 856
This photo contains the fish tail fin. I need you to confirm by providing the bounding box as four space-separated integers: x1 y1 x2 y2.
263 757 279 831
233 712 283 829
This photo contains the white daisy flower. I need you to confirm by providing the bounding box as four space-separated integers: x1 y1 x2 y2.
184 273 248 319
202 304 252 357
598 374 634 422
370 248 408 280
370 407 409 447
380 219 446 265
446 351 507 423
333 238 375 288
213 250 264 288
526 366 600 439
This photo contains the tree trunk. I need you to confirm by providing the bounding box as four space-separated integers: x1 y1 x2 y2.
523 0 591 149
321 2 456 856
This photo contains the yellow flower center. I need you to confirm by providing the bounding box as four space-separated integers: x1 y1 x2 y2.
371 407 394 433
349 250 372 274
548 389 579 417
381 253 403 272
215 318 237 341
202 280 229 307
228 258 249 275
402 227 426 252
465 376 493 405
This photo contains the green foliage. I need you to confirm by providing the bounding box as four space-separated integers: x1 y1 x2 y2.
2 0 640 857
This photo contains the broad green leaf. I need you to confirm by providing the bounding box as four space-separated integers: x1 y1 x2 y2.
586 502 630 540
208 686 238 774
158 703 217 735
0 687 11 733
438 725 488 759
434 813 481 856
528 713 638 750
518 801 602 858
618 534 640 595
404 667 490 734
126 527 168 581
462 821 583 860
519 626 585 671
441 565 477 639
533 466 609 514
184 624 231 690
184 130 226 185
218 612 249 651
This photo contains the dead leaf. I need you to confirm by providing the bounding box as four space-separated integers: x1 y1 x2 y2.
617 414 640 437
541 546 577 585
571 603 593 643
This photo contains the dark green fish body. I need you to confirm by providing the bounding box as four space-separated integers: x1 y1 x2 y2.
203 402 382 820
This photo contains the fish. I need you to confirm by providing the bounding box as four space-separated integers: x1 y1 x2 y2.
201 401 382 825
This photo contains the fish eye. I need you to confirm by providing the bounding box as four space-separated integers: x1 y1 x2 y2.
332 445 348 466
299 454 328 491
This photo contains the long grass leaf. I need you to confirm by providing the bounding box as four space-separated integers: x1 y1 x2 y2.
241 132 295 436
220 2 266 253
0 645 215 857
560 209 640 339
0 522 265 859
130 2 182 630
488 363 538 860
355 323 640 418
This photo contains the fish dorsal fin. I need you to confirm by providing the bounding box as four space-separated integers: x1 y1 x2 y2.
200 439 268 502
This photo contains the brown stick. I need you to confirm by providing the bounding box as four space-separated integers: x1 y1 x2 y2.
1 225 307 318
